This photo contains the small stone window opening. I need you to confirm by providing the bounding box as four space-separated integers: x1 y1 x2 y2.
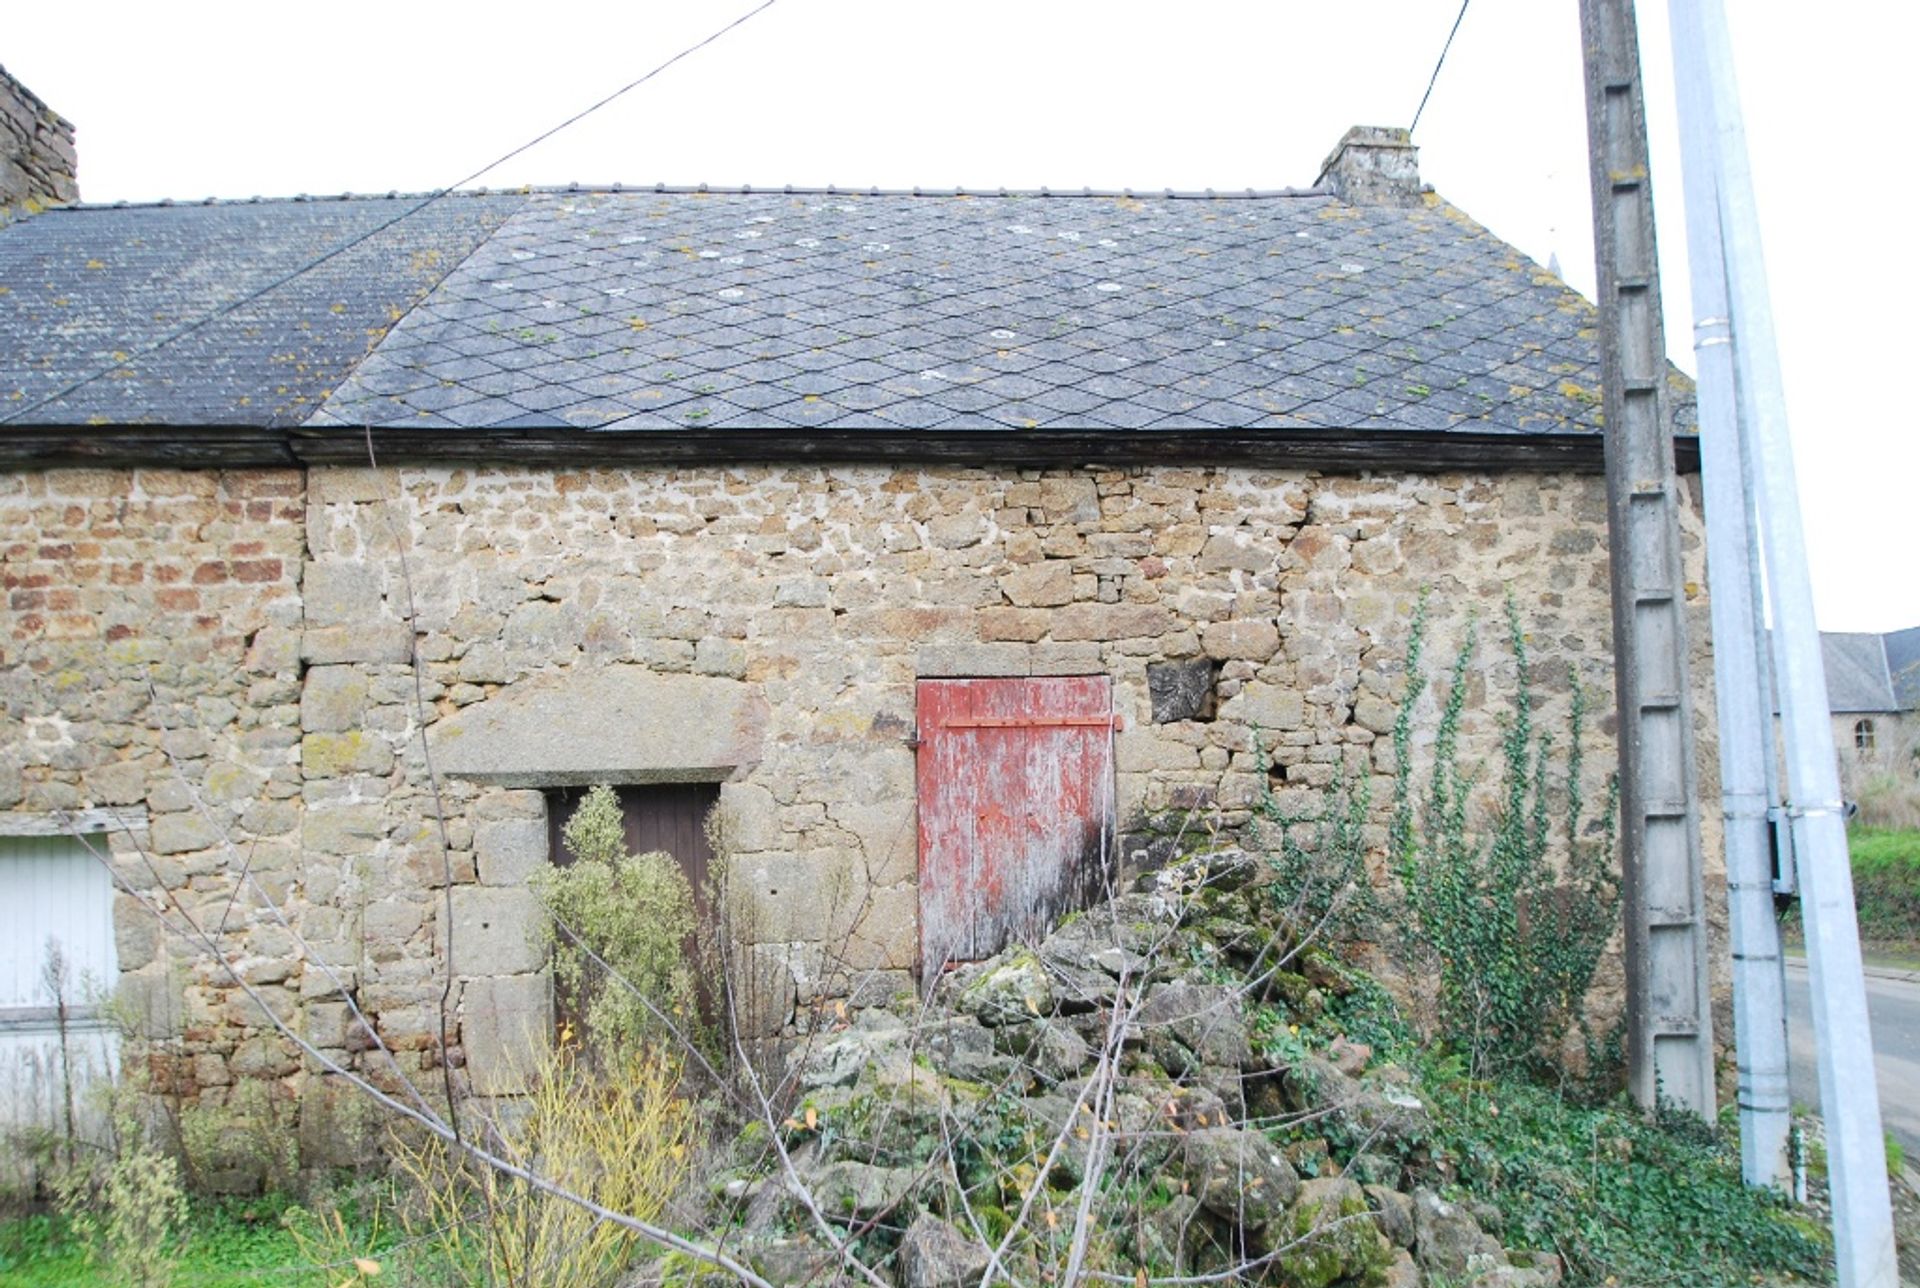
1854 718 1876 753
1147 658 1220 724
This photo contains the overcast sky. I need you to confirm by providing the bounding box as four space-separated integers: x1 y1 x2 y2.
8 1 1914 630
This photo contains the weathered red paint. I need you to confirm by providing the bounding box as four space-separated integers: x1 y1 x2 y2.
916 676 1117 973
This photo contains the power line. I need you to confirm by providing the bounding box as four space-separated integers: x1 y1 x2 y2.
1409 0 1472 137
0 0 785 427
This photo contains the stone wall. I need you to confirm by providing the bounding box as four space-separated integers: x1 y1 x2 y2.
0 468 306 1111
0 65 77 217
0 460 1725 1122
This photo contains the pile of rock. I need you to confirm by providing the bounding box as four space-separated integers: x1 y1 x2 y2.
700 851 1560 1287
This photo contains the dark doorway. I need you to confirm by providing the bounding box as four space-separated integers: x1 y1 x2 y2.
544 782 722 1016
546 783 719 889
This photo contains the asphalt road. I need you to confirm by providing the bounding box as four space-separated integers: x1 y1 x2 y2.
1785 957 1920 1161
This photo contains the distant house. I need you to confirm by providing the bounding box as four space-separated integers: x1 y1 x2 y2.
1795 630 1920 764
0 61 1716 1123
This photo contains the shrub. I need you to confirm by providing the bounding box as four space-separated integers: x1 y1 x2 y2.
388 1039 696 1288
51 1100 189 1288
530 784 704 1059
1391 595 1621 1081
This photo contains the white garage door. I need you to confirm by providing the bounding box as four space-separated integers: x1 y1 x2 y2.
0 833 119 1151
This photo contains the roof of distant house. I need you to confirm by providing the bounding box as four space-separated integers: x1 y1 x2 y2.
1772 630 1920 715
1883 626 1920 710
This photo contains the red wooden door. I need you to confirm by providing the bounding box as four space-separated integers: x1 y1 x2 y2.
917 677 1117 972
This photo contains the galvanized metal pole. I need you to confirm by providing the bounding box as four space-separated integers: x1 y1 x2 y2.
1577 0 1716 1117
1670 1 1898 1280
1664 0 1791 1190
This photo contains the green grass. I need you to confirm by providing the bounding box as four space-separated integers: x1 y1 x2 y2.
1781 826 1920 954
1851 827 1920 947
0 1193 381 1287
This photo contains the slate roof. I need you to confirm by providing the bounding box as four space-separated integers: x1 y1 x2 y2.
0 195 521 427
1818 634 1899 714
1881 627 1920 710
1769 631 1915 715
0 183 1696 457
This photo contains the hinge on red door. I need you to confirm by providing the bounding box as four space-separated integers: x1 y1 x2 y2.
936 714 1127 731
904 726 922 750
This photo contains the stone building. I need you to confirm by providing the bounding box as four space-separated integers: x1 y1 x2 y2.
0 106 1720 1134
1781 630 1920 817
0 65 77 221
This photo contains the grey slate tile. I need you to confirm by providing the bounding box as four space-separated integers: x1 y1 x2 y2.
0 187 1661 439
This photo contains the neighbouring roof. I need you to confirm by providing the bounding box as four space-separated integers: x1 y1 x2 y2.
0 183 1697 468
1884 626 1920 710
1819 633 1899 714
1772 630 1920 716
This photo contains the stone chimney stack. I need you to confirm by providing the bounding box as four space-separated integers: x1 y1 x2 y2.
1314 126 1422 207
1 64 78 219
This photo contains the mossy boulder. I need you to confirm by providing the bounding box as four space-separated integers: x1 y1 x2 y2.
807 1160 921 1220
951 949 1054 1027
1412 1187 1507 1280
1275 1175 1391 1288
1183 1126 1300 1231
898 1213 992 1288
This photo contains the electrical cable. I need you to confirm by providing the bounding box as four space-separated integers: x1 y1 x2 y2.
1409 0 1473 137
0 0 785 427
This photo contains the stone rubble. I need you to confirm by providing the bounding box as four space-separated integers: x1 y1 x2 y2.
688 852 1564 1287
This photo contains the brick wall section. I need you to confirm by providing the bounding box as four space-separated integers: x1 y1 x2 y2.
0 468 304 1098
0 460 1727 1116
0 65 78 215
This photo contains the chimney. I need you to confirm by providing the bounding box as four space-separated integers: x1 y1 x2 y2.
1 64 78 219
1314 126 1422 207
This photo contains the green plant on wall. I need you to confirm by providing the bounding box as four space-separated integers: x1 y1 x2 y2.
1391 593 1621 1082
530 785 703 1059
1257 753 1379 948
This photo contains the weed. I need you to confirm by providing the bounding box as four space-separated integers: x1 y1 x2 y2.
1257 753 1379 947
51 1105 189 1287
177 1080 299 1196
387 1039 695 1288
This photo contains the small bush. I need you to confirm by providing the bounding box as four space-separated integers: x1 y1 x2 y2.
51 1102 189 1288
531 784 704 1058
388 1039 696 1288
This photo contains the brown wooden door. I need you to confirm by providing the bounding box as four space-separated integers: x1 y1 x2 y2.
545 784 719 1008
916 677 1116 972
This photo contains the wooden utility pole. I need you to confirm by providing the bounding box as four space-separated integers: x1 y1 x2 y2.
1577 0 1716 1116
